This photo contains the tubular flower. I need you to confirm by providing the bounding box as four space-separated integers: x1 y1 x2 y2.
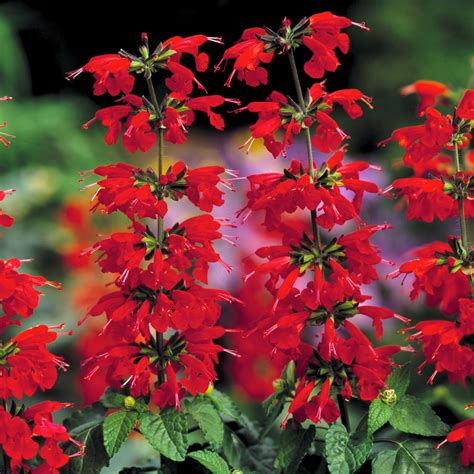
237 85 371 158
401 80 449 116
88 160 232 221
217 13 368 86
387 239 472 315
0 258 60 332
280 321 400 426
67 54 134 96
0 402 82 473
0 325 68 399
239 151 378 230
405 298 474 385
388 174 474 222
246 224 389 311
438 419 474 467
82 95 156 153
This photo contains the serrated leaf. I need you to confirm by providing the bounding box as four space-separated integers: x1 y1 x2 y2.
325 423 373 473
188 450 230 474
210 389 241 421
63 424 109 474
139 409 188 461
389 395 449 436
274 425 315 474
325 424 350 474
346 418 373 472
103 410 138 458
386 365 410 398
368 398 394 435
372 438 471 473
185 396 224 448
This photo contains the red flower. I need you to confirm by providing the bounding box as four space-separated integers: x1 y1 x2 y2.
163 94 237 144
83 95 156 153
0 188 14 227
90 162 168 220
240 152 378 230
388 176 474 222
457 89 474 121
67 54 134 96
0 325 68 399
405 298 474 385
379 108 455 169
388 240 472 315
0 258 60 332
217 27 274 87
438 419 474 467
401 80 449 116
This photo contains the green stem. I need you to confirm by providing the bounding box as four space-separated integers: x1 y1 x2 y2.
146 75 165 385
337 395 351 432
287 49 321 247
454 143 469 251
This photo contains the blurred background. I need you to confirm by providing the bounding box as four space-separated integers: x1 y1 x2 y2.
0 0 473 470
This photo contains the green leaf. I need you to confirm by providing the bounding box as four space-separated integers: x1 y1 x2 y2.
324 423 373 473
389 395 449 436
347 416 373 472
103 410 138 458
386 365 411 398
325 424 350 474
372 438 471 473
184 396 224 448
210 389 241 421
368 398 394 435
139 409 188 461
188 450 230 474
274 425 315 474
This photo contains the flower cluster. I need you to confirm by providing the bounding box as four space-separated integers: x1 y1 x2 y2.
385 82 474 466
71 34 238 153
0 99 80 472
226 13 404 427
72 33 237 410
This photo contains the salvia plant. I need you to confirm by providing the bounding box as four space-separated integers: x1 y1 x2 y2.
0 9 473 474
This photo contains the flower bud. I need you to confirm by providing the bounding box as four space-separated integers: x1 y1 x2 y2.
124 396 136 409
379 388 397 405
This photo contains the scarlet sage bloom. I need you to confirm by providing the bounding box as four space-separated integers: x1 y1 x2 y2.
457 89 474 121
239 152 379 230
162 94 238 144
247 224 389 310
438 419 474 467
281 321 400 426
401 80 449 116
0 258 60 331
237 85 371 158
388 239 472 315
0 402 82 472
67 54 134 96
388 175 474 222
379 107 456 168
82 94 156 153
0 325 68 399
217 13 368 86
405 298 474 385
